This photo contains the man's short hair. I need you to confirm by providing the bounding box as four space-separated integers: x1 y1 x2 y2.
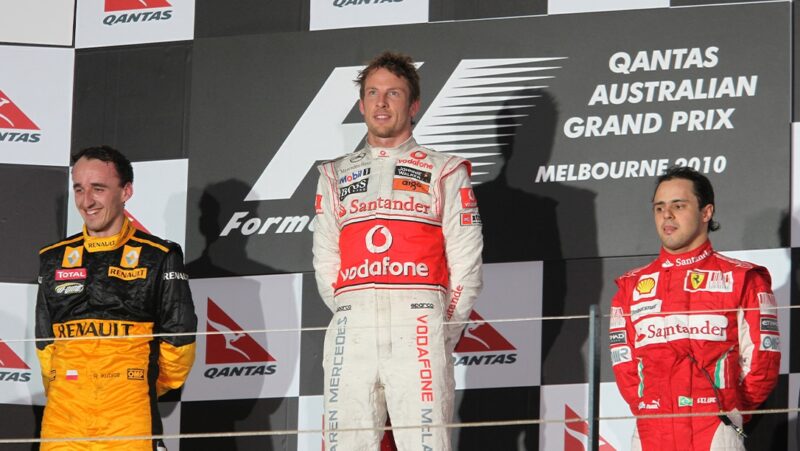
356 51 420 103
655 166 719 232
71 145 134 187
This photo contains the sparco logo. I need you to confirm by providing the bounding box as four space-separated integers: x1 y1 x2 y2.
103 0 173 26
0 90 41 143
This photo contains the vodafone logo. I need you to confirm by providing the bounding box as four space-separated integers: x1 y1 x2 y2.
365 225 392 253
410 150 427 159
105 0 171 12
0 91 39 130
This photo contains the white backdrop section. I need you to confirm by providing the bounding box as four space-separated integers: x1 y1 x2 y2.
297 395 325 451
75 0 195 49
0 0 75 46
548 0 667 14
67 159 189 251
182 274 303 401
725 247 791 375
792 123 799 247
454 260 543 390
540 382 634 451
0 45 73 166
0 282 45 405
310 0 428 31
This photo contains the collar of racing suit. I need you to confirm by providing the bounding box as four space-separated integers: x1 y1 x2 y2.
657 239 714 269
82 217 136 252
364 135 418 158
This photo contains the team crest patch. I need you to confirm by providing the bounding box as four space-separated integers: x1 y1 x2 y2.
683 270 733 293
62 246 84 268
121 245 141 268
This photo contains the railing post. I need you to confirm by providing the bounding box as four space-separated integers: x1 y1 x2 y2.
587 304 601 451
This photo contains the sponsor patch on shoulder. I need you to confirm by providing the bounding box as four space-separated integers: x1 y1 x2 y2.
759 334 780 352
610 307 626 329
459 188 477 208
758 292 777 315
609 330 627 345
760 317 778 332
315 194 323 214
611 346 632 365
460 212 481 226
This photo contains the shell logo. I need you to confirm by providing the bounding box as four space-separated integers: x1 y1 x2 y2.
636 277 656 295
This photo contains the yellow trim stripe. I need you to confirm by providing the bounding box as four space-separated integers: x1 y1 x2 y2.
39 236 83 255
129 236 169 253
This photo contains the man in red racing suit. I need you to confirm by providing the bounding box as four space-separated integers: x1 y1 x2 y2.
609 167 780 450
313 52 483 450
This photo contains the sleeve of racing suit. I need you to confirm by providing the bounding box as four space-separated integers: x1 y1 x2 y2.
441 163 483 351
34 255 54 395
155 246 197 397
737 268 780 412
609 282 641 410
312 165 341 313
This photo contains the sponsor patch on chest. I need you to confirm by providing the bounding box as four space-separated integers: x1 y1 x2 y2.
633 272 659 301
683 270 733 292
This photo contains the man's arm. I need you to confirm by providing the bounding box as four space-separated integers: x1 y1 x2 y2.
312 165 340 312
34 257 54 395
155 246 197 397
737 268 780 411
609 285 641 409
440 163 483 350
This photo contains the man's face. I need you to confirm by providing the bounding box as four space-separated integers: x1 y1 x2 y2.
652 178 713 254
72 157 132 237
359 68 420 147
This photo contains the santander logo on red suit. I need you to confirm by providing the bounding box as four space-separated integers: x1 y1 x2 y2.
336 223 448 291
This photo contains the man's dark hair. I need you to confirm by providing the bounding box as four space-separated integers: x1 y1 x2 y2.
71 145 134 186
356 51 420 103
655 166 719 232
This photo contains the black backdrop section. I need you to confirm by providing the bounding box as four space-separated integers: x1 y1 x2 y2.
194 0 310 38
0 403 43 451
72 42 192 161
186 3 790 277
0 164 66 283
428 0 547 21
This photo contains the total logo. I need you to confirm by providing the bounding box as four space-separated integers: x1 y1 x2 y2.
0 339 32 382
0 90 41 143
453 311 517 366
204 298 277 379
102 0 173 26
563 404 617 451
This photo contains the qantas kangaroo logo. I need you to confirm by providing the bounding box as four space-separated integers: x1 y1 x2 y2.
206 298 275 364
0 340 30 370
245 58 564 201
564 404 616 451
454 310 516 353
0 91 39 130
